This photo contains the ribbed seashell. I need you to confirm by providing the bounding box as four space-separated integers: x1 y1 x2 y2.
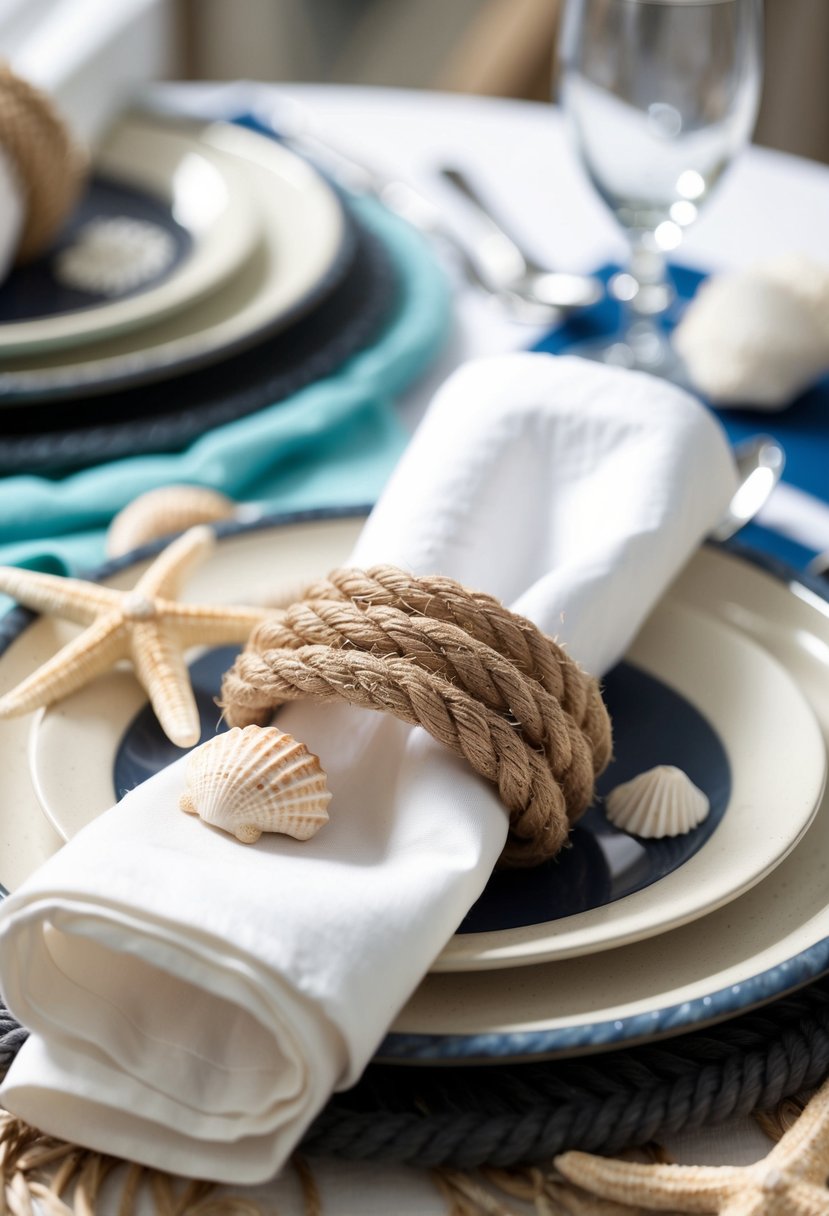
106 485 239 558
179 725 331 844
674 254 829 410
605 765 709 839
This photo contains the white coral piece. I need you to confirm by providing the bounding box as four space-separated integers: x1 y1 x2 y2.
54 216 176 297
674 253 829 410
180 725 331 844
605 765 710 839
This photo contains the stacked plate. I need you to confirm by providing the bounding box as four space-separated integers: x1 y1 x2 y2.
0 113 396 472
3 509 829 1069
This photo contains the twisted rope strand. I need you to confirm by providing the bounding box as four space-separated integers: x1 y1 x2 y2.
257 600 568 759
329 568 611 770
301 983 829 1169
306 567 593 719
220 566 612 865
0 63 86 261
224 646 571 862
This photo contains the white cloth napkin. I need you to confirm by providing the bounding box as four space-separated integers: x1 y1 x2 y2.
0 0 167 277
0 354 736 1184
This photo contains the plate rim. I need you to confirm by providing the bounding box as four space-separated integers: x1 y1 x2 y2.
34 584 822 971
3 515 829 1063
433 602 824 970
0 115 352 403
379 541 829 1063
0 115 262 356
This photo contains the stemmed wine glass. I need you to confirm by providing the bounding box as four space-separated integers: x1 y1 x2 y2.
558 0 763 377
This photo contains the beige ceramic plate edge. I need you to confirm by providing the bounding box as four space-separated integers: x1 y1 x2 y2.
434 602 825 970
0 114 261 356
390 546 829 1052
0 118 346 394
24 523 827 976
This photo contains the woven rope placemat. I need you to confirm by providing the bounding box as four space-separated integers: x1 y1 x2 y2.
303 976 829 1167
2 975 829 1170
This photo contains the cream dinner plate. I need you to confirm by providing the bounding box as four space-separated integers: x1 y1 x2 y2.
29 565 825 972
0 116 347 400
0 114 260 357
2 514 829 1063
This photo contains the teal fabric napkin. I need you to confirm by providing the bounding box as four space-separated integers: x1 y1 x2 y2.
0 194 450 577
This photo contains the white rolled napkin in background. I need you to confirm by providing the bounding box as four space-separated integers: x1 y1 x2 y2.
0 354 736 1184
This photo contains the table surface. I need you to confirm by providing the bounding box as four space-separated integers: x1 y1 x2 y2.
98 82 829 1213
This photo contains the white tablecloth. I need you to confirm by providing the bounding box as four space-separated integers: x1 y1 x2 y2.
53 83 829 1213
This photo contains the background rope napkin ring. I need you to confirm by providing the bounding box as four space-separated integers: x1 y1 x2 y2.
220 565 613 866
0 62 86 262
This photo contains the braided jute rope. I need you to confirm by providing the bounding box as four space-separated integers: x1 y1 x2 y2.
219 565 613 866
0 62 86 261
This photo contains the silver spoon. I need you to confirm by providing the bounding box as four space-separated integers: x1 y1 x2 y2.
710 435 785 542
438 166 603 312
279 135 596 320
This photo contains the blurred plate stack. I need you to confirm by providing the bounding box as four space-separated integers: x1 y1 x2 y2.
0 112 398 472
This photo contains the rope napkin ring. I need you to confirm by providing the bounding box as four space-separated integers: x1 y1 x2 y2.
220 566 613 866
0 63 86 262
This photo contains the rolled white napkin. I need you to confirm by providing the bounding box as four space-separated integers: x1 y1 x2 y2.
0 354 736 1184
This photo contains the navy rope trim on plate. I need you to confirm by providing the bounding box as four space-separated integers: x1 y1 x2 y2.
1 980 828 1166
300 979 829 1166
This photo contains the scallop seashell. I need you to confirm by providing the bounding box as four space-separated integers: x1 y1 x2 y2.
179 725 331 844
605 765 709 839
674 254 829 410
106 486 239 558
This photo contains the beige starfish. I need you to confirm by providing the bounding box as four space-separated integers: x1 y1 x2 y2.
555 1076 829 1215
0 526 269 748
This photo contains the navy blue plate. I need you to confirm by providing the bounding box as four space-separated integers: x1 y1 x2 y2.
0 176 192 324
113 645 730 936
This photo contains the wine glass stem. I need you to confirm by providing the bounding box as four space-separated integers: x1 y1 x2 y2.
613 233 676 370
627 236 673 317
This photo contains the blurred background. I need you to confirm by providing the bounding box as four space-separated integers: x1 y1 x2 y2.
2 0 826 163
170 0 829 164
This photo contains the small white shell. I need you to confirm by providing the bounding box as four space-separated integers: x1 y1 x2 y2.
605 765 709 839
674 254 829 409
106 486 239 558
180 725 331 844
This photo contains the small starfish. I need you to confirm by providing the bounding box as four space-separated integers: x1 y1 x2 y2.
0 526 269 748
555 1076 829 1215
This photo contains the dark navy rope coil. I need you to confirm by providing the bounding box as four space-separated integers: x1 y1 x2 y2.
4 980 829 1167
0 1004 27 1074
302 978 829 1167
